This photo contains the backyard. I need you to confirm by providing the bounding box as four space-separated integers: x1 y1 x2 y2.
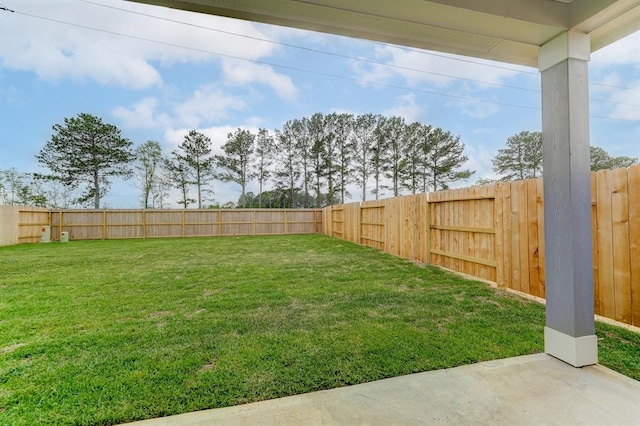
0 234 638 425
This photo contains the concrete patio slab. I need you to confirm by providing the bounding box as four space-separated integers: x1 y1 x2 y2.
125 353 640 425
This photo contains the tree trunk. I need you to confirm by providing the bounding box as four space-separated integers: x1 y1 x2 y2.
361 170 367 202
195 163 202 209
94 169 100 209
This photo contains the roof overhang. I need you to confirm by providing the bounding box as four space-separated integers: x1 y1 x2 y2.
128 0 640 67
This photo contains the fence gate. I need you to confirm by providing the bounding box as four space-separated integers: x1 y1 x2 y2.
428 187 497 282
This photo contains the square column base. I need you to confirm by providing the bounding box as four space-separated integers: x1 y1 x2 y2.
545 327 597 367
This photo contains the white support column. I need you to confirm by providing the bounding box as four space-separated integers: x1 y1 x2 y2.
539 32 597 367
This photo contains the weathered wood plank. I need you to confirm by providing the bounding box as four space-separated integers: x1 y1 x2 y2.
596 169 615 319
527 178 541 297
591 172 599 315
494 183 505 286
430 248 498 268
510 181 522 292
503 183 513 289
610 168 631 324
536 177 546 297
628 166 640 327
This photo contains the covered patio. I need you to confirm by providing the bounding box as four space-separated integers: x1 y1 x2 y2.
127 0 640 422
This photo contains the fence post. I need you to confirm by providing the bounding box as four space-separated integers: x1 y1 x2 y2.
284 210 288 234
425 193 431 265
102 210 106 240
357 202 362 245
494 182 504 287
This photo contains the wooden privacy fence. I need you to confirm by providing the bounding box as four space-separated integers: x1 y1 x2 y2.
0 208 322 245
323 165 640 327
0 206 50 246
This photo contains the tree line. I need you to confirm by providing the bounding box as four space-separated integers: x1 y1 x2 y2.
2 116 636 209
3 112 473 209
482 130 637 184
148 113 474 209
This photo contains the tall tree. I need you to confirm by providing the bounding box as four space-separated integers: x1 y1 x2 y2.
309 113 328 207
150 175 171 209
35 113 134 208
274 121 302 208
328 113 354 204
33 177 78 208
413 123 437 194
293 118 313 208
423 127 474 191
380 116 407 197
134 140 163 209
254 128 276 208
492 131 543 181
164 155 194 208
0 168 27 205
174 130 215 208
0 168 46 206
400 122 426 195
351 113 379 201
371 117 390 200
321 113 340 206
590 146 638 171
216 129 256 208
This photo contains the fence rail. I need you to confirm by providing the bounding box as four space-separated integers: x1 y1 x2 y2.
0 208 322 245
323 165 640 327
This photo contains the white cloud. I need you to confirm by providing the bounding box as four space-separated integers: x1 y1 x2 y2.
113 97 170 129
589 31 640 121
472 128 497 134
173 85 247 128
221 60 298 101
460 143 497 184
607 82 640 121
164 124 261 153
354 44 529 89
592 32 640 66
444 84 500 119
458 100 500 119
352 44 535 120
383 93 423 122
0 0 287 89
113 85 247 130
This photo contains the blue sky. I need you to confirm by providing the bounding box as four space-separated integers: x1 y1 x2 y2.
0 0 638 207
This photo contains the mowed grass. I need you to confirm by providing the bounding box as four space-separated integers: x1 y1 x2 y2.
0 235 638 425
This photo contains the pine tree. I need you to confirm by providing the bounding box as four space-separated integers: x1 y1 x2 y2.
380 116 407 197
174 130 216 208
274 121 302 208
492 131 542 181
254 128 276 208
216 129 256 208
35 113 134 208
164 154 194 208
351 113 379 201
423 127 474 191
134 140 163 208
590 146 638 171
329 113 354 204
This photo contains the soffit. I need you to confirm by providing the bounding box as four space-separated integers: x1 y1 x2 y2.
129 0 640 66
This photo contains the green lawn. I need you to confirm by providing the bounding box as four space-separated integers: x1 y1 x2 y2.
0 235 638 425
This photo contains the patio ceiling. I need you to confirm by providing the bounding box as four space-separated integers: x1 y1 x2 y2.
130 0 640 67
